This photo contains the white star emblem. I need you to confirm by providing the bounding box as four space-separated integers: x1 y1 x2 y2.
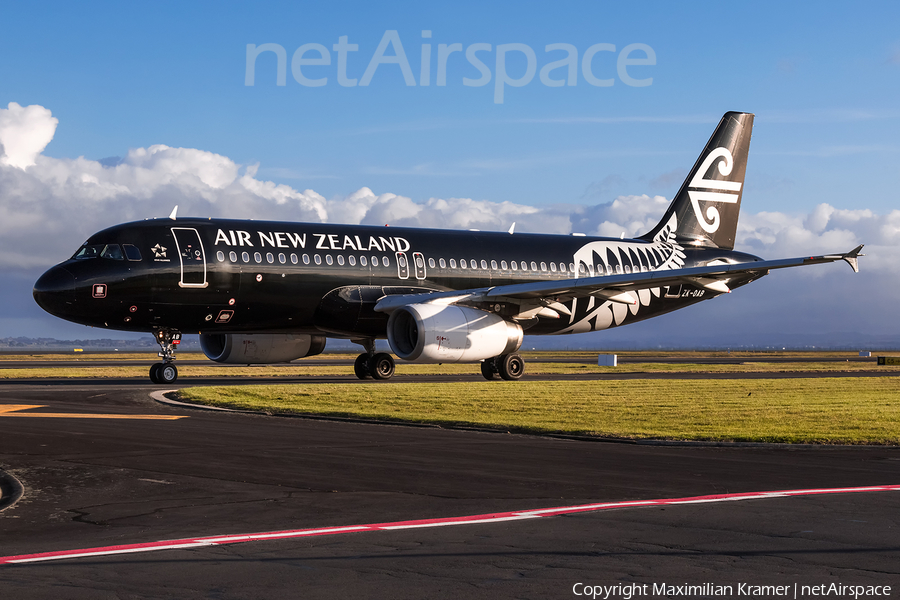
152 244 167 258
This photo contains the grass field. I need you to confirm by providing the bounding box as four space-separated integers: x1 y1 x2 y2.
1 350 896 361
175 378 900 445
1 351 898 379
2 350 897 444
2 361 897 379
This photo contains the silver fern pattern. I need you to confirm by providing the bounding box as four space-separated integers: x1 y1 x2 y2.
558 214 686 334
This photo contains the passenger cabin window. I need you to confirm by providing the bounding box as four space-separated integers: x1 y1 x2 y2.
229 251 237 262
216 251 225 262
266 252 274 264
325 255 333 265
348 255 356 266
439 258 446 268
123 244 142 261
480 259 488 269
242 251 250 262
303 254 310 264
460 259 467 269
278 253 286 264
337 255 345 266
500 260 507 270
371 256 379 266
360 256 368 266
254 252 262 263
291 253 298 264
428 257 435 268
449 258 457 268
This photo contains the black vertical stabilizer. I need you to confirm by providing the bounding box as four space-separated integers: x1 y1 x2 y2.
640 112 754 250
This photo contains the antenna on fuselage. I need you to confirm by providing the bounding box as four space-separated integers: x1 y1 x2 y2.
508 222 516 234
169 206 178 220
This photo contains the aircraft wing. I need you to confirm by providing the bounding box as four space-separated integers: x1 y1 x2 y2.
374 245 864 316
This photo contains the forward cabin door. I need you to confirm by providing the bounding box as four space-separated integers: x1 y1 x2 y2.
171 227 208 288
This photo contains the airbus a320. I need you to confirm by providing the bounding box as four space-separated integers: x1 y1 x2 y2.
33 112 863 383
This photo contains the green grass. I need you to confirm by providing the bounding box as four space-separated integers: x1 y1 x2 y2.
3 359 896 379
175 378 900 444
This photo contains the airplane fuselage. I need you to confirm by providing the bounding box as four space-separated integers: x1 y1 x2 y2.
34 218 763 339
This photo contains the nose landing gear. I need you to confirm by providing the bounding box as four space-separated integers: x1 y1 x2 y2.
150 329 181 384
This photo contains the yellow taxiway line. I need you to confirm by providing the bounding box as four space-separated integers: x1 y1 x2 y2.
0 404 186 420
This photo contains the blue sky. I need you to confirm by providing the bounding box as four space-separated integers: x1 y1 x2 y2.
0 1 898 343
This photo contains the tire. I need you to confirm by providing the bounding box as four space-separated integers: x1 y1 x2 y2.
497 353 524 381
368 353 395 380
354 353 371 379
149 363 161 384
158 363 178 384
480 359 498 380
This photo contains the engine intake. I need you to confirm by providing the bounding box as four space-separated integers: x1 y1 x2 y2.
387 304 522 363
200 333 326 364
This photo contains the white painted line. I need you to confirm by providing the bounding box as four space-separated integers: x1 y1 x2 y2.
2 484 898 565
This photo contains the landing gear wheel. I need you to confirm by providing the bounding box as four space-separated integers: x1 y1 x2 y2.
158 363 178 384
151 328 181 384
480 358 498 380
354 353 371 380
497 353 524 381
368 353 395 380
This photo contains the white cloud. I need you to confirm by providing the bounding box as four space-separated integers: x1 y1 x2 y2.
0 102 58 169
1 103 898 288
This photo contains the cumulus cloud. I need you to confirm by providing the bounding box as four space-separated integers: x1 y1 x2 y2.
0 102 897 286
0 102 57 169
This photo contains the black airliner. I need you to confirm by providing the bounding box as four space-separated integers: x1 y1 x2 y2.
34 112 863 384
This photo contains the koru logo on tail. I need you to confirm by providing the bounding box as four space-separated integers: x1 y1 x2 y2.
688 147 741 233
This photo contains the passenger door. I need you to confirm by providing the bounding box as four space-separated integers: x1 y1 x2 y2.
171 227 208 288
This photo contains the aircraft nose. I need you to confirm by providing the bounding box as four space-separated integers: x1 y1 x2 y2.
33 265 76 316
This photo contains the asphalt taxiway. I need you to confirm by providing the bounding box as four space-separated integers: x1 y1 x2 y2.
0 367 898 598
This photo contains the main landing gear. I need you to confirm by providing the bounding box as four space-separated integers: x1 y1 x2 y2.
353 339 395 380
480 353 525 381
150 329 181 384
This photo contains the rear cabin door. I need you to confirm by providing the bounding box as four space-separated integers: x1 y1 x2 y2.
171 227 208 288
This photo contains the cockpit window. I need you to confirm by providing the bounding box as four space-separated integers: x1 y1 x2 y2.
73 244 103 260
123 244 142 261
74 244 128 260
100 244 125 260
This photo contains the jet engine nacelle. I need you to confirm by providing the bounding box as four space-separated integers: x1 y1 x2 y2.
200 333 326 364
387 303 523 363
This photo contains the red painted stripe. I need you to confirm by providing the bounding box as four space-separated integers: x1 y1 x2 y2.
2 484 898 565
